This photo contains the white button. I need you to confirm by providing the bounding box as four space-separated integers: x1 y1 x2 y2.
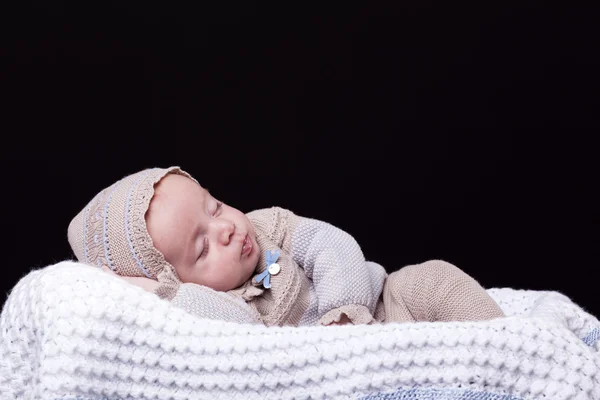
268 263 281 275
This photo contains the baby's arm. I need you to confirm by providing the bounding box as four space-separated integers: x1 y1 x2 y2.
101 267 262 324
101 266 160 291
248 207 387 325
170 283 263 324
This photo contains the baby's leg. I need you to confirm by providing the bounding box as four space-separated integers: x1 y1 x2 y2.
383 260 505 323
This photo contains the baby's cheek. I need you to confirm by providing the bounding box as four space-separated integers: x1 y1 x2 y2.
219 262 244 288
173 263 197 284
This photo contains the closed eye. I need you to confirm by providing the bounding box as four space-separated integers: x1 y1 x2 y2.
198 236 209 258
214 201 223 216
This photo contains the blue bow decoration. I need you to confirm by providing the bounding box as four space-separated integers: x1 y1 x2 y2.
253 249 280 289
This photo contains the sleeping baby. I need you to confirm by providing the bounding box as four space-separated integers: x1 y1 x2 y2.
67 166 504 326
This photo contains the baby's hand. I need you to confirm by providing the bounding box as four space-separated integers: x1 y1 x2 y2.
327 314 353 326
101 266 159 293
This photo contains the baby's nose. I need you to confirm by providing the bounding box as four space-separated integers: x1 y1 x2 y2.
212 219 235 245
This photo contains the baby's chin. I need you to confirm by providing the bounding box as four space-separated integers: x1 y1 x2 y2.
241 263 258 285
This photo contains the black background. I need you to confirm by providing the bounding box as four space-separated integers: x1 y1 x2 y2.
1 3 598 316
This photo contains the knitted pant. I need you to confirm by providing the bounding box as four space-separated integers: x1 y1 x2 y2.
380 260 505 323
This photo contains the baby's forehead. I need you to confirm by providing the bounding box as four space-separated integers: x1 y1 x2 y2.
157 173 205 197
149 174 206 213
146 174 207 246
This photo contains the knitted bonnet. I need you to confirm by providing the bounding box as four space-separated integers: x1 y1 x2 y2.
67 166 197 283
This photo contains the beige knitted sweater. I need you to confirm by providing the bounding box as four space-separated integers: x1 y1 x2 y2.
169 207 386 326
167 207 505 326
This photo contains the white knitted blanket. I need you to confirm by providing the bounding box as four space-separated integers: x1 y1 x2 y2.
1 261 599 400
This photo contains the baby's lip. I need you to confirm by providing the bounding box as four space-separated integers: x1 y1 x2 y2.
241 234 252 257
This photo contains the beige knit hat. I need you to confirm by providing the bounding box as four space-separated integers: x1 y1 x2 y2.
67 166 197 283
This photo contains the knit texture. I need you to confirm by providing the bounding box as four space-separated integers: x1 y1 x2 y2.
67 166 196 282
2 261 599 400
227 207 387 327
382 261 505 323
171 283 262 324
67 167 501 328
290 214 387 325
175 207 503 327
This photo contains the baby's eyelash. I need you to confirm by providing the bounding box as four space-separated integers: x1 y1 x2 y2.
200 201 223 259
200 237 209 257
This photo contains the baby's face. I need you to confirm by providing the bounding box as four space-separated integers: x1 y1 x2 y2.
145 174 260 291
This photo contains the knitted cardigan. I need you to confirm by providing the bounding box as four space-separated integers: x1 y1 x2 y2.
1 261 599 400
165 207 503 327
161 206 388 327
